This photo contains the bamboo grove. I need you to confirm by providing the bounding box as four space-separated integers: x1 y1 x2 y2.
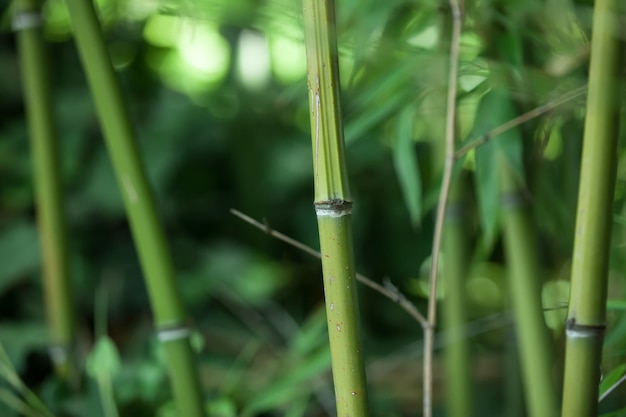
2 0 626 416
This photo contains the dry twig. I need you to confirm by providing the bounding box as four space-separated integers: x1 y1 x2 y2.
230 209 428 328
455 85 587 158
423 1 462 416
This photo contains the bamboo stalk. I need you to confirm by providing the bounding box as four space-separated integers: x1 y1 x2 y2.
561 0 623 415
64 1 205 415
13 0 74 380
302 1 369 415
435 8 471 415
500 163 558 417
424 1 462 416
442 178 473 417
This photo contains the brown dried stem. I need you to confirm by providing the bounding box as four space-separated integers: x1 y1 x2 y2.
455 85 587 159
230 209 428 328
423 1 462 416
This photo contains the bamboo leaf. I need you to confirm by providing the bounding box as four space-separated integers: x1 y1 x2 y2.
392 105 422 227
242 347 330 416
607 300 626 310
613 214 626 225
345 89 411 143
603 313 626 349
289 307 328 356
472 89 525 254
207 397 237 417
86 336 121 379
599 408 626 417
0 388 38 417
541 280 570 330
0 323 48 372
600 364 626 399
474 133 500 254
0 223 40 295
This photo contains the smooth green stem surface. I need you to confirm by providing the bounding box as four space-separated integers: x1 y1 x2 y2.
501 163 558 417
14 0 74 379
303 0 349 202
303 0 370 415
98 376 119 417
562 0 622 415
318 213 369 416
442 179 472 417
64 1 205 415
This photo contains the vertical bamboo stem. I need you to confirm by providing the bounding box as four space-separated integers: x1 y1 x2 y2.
64 1 206 416
13 0 74 380
424 1 461 415
500 163 558 417
442 178 472 417
302 1 369 416
561 0 623 415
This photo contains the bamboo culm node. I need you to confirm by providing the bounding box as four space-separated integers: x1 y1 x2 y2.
156 324 193 343
565 319 606 340
12 11 42 31
48 344 70 367
500 192 530 210
315 199 353 217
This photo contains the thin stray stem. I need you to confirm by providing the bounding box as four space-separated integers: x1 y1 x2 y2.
230 209 428 327
424 1 461 417
455 85 587 158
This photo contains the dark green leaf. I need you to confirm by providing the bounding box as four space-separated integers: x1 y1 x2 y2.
0 222 40 295
392 105 422 226
600 364 626 399
471 88 525 254
600 407 626 417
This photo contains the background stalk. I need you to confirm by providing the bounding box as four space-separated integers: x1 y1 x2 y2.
424 1 461 415
442 177 473 417
13 0 74 381
561 0 623 415
64 1 206 416
436 9 471 415
302 1 369 415
500 163 558 417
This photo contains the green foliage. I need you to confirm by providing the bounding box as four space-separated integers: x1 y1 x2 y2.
0 323 48 372
391 104 422 227
86 337 121 380
1 0 626 416
600 364 626 399
471 89 524 255
0 223 40 295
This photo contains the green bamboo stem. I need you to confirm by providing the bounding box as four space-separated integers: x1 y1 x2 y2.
302 1 369 416
13 0 74 380
500 162 558 417
561 0 623 415
437 11 471 415
442 177 472 417
64 1 205 416
505 329 525 417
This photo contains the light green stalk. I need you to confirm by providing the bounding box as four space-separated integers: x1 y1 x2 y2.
500 163 558 417
13 0 74 380
561 0 623 415
442 178 472 417
302 1 369 416
64 1 205 416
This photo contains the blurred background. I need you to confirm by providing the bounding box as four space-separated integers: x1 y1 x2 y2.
0 0 625 416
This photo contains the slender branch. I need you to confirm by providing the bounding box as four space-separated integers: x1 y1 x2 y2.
423 2 462 417
455 85 587 158
230 209 428 327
